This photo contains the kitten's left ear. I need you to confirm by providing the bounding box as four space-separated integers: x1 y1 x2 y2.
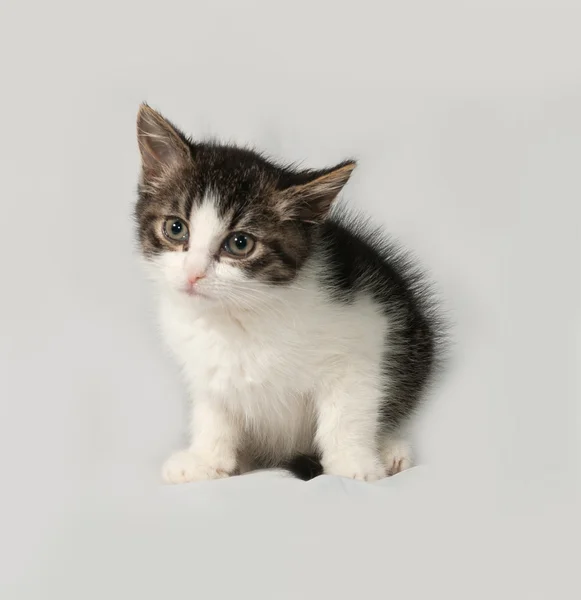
278 161 356 223
137 104 191 179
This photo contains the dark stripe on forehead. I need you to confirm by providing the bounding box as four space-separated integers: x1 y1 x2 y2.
224 196 256 230
170 194 184 215
183 178 207 218
228 209 241 233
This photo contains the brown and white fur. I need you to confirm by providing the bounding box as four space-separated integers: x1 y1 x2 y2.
135 105 444 483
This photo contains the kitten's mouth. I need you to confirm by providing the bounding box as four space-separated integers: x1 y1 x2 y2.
183 286 209 299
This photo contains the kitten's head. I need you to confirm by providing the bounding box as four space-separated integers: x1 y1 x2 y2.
135 105 355 306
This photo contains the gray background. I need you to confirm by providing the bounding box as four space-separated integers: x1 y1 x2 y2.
1 1 579 598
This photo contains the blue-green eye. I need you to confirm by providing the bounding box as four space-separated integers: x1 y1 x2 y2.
163 217 189 242
223 232 256 257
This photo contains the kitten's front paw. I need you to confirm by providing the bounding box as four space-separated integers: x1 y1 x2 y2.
323 454 386 482
162 450 234 484
381 438 413 476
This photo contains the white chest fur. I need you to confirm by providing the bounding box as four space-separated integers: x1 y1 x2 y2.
158 285 388 459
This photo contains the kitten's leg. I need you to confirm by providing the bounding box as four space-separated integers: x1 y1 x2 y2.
162 400 238 484
380 434 413 476
315 373 386 482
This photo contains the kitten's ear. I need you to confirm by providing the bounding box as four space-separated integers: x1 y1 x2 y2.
137 104 190 178
278 161 356 223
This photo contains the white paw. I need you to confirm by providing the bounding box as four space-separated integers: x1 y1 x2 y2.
162 450 234 485
381 438 413 476
323 453 386 482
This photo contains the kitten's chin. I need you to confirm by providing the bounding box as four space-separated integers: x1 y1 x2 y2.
165 283 213 302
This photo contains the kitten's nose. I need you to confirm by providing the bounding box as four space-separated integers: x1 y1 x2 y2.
187 273 205 286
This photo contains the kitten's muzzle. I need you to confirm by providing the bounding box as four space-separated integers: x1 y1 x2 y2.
183 272 208 297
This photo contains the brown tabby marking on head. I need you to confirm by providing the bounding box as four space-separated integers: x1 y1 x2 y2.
135 104 355 283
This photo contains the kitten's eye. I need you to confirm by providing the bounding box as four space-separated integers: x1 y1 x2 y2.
163 217 189 243
223 232 256 257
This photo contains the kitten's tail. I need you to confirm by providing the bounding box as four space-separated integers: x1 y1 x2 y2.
281 454 323 481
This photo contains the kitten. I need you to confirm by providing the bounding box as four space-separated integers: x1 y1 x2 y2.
135 104 444 483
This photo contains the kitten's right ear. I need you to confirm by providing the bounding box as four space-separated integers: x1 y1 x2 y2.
137 104 190 179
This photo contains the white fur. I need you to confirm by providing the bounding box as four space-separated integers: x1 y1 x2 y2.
148 196 408 483
381 436 413 476
183 199 225 278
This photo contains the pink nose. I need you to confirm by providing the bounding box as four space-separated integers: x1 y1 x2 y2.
187 273 205 286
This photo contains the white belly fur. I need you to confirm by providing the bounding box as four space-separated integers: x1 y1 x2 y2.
159 286 388 462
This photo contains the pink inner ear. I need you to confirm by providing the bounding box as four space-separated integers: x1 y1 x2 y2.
279 162 356 223
137 106 189 176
